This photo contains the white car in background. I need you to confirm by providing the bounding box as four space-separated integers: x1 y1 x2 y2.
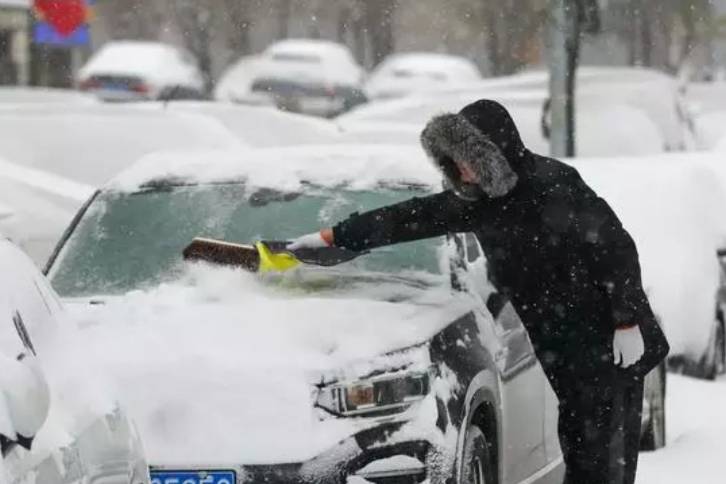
342 67 688 155
77 41 206 102
248 39 367 117
0 238 148 483
365 52 482 100
136 101 342 147
0 87 97 106
0 104 239 264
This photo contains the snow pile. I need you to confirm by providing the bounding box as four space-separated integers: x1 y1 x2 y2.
109 144 440 193
0 104 241 186
65 264 468 464
572 154 726 358
637 375 726 484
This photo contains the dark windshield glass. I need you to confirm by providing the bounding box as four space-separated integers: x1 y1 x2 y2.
49 184 445 297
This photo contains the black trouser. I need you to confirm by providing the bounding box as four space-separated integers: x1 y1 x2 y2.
547 366 644 484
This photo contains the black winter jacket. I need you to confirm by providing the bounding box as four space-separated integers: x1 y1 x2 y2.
333 100 668 377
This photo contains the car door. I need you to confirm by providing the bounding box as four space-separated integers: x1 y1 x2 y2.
452 233 548 483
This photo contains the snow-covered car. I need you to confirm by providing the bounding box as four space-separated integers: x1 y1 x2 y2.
133 101 342 147
0 104 240 186
365 52 482 100
0 87 98 106
572 153 726 382
249 39 367 117
0 104 239 264
342 67 688 155
44 145 666 483
77 41 206 102
0 237 148 483
0 156 94 266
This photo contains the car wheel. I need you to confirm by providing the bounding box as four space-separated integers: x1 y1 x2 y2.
459 426 495 484
640 362 666 451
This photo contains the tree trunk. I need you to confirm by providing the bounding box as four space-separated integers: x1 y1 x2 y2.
277 0 291 39
225 0 252 56
364 0 396 67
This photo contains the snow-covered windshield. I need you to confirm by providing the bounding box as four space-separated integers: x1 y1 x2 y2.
49 183 445 297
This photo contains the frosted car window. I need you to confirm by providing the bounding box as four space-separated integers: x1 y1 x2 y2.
49 184 445 297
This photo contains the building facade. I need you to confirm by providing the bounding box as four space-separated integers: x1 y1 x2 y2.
0 0 30 85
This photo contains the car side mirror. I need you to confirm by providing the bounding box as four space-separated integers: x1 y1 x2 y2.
0 352 50 455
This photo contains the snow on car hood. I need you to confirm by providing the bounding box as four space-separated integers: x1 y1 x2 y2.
66 265 471 465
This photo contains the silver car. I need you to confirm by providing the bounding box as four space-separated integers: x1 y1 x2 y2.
0 238 149 484
43 146 664 483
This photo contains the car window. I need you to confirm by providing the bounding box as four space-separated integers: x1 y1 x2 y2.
464 233 482 263
49 185 447 297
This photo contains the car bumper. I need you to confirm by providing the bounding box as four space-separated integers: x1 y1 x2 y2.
151 418 455 484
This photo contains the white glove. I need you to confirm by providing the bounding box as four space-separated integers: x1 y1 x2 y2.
613 325 645 368
287 231 331 251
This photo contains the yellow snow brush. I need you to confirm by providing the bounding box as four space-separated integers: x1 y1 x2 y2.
255 241 301 273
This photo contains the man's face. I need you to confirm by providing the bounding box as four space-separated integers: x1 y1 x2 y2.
455 159 479 184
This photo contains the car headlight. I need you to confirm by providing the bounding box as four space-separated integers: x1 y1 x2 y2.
315 370 431 417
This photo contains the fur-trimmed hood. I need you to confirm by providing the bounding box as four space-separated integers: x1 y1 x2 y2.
420 99 525 200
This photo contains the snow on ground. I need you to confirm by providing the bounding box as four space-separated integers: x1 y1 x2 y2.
637 374 726 484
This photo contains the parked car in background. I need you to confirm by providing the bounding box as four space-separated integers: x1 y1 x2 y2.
365 52 482 100
0 238 148 483
249 39 367 117
0 87 97 106
0 157 94 266
137 101 342 147
77 41 206 102
573 154 726 382
342 67 688 155
44 145 665 484
0 104 239 264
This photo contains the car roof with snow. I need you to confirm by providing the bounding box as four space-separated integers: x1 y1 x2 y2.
264 39 356 60
77 40 201 86
105 144 440 194
373 52 481 78
132 101 342 147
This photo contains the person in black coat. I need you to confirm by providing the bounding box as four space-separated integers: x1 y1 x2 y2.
289 99 669 484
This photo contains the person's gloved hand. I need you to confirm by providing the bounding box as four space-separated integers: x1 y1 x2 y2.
287 229 334 251
613 325 645 368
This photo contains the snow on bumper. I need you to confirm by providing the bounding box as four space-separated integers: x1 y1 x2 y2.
150 392 457 483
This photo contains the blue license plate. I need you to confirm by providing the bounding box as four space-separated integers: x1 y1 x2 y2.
150 470 235 484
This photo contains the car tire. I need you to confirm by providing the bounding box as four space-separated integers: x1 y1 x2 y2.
459 426 495 484
640 362 666 451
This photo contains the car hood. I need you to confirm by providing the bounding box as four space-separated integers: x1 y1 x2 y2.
65 266 472 465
